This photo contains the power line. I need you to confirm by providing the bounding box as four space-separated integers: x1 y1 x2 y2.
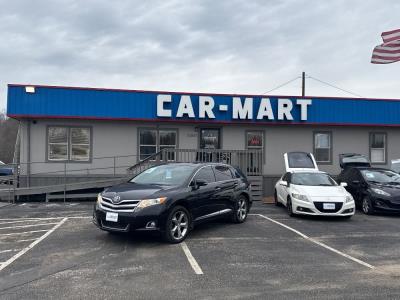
262 76 301 95
307 75 363 98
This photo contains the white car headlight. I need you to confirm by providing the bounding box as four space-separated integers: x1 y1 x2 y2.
371 188 390 197
291 193 309 202
135 197 167 211
345 195 353 203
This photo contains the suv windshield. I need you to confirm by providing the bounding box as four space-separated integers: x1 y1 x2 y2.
130 164 197 185
291 172 337 186
361 169 400 184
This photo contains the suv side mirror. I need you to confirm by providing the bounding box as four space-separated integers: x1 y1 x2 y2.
191 179 208 189
279 180 288 187
340 182 348 187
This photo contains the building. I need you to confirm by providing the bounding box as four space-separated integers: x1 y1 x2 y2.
6 84 400 199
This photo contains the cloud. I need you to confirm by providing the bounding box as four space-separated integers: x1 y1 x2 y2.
1 0 400 111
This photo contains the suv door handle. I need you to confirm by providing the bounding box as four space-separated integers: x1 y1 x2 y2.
215 187 222 191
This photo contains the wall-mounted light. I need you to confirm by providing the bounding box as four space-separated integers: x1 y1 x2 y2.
25 86 35 93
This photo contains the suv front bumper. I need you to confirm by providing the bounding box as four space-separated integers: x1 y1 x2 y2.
93 204 167 232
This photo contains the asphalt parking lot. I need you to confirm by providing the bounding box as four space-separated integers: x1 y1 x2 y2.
0 202 400 299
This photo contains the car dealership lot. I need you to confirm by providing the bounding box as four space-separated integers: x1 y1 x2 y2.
0 202 400 299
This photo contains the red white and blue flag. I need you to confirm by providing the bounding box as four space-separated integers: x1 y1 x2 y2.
371 29 400 64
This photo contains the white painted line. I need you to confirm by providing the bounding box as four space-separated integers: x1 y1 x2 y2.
250 214 375 270
0 222 60 230
15 238 37 243
0 217 68 272
180 241 203 275
0 219 59 225
0 249 20 254
0 229 49 237
0 217 63 221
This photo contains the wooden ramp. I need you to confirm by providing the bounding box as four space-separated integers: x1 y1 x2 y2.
0 177 129 201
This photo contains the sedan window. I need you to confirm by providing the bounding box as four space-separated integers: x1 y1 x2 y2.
291 173 337 186
131 164 197 185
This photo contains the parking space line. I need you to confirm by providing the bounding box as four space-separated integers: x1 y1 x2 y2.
180 242 204 275
15 238 37 243
0 230 49 237
0 249 20 254
0 217 68 272
0 222 60 230
250 214 375 270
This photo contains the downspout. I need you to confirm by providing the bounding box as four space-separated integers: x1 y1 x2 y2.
27 119 31 188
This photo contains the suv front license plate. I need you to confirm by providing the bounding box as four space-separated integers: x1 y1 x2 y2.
106 212 118 222
323 203 335 210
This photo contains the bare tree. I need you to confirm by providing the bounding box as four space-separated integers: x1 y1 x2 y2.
0 110 19 163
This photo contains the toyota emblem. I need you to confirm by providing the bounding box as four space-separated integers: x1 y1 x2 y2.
112 194 121 204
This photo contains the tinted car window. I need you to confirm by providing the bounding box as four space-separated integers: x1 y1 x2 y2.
214 165 233 181
194 166 216 183
291 172 337 186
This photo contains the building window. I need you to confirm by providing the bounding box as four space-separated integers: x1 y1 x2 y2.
370 133 386 163
246 131 263 150
314 132 331 163
139 129 177 161
48 127 91 162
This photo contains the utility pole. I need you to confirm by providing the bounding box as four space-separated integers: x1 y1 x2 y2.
301 71 305 97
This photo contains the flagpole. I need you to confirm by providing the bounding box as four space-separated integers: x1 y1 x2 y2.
301 71 305 97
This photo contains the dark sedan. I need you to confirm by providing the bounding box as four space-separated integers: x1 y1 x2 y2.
93 163 252 243
337 167 400 214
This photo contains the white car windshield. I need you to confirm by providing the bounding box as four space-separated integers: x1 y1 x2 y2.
361 169 400 184
130 164 197 185
291 173 337 186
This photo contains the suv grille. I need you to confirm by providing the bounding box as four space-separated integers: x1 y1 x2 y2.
100 196 140 212
313 202 343 213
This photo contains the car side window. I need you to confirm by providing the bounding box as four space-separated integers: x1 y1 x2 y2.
214 165 234 182
230 167 243 179
194 166 216 183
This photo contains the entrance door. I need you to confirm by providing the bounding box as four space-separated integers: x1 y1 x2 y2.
199 128 220 150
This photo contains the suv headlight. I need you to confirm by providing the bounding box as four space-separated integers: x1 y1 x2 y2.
97 193 102 205
371 188 390 197
345 195 353 203
292 193 309 202
135 197 167 212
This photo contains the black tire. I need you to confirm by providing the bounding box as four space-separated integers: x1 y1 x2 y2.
231 195 248 223
287 197 295 217
362 196 374 215
274 190 282 207
163 206 191 244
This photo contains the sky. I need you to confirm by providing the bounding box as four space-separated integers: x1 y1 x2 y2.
1 0 400 111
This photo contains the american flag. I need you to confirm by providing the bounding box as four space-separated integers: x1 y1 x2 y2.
371 29 400 64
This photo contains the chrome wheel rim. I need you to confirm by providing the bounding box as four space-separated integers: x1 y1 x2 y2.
237 198 247 221
170 211 188 240
362 198 369 213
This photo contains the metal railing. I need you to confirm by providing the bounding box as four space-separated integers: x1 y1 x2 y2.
128 148 263 176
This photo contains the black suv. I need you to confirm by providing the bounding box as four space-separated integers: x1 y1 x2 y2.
337 153 400 214
93 163 252 243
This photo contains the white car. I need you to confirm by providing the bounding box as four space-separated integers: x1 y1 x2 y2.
274 152 355 217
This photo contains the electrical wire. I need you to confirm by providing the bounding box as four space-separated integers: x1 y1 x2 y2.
307 75 363 98
262 76 301 95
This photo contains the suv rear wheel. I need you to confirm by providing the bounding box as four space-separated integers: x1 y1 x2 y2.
163 206 190 243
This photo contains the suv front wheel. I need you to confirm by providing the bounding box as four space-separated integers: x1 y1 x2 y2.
163 206 190 243
231 195 248 223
